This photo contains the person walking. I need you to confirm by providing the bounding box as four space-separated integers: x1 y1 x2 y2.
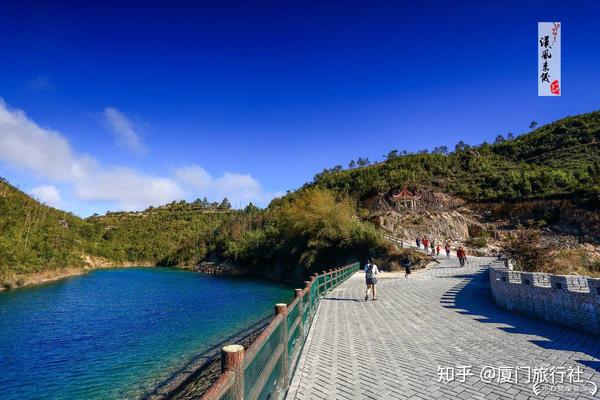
445 242 451 259
457 246 467 267
364 258 379 301
430 241 435 255
403 256 412 278
436 244 441 256
416 237 421 249
422 237 429 253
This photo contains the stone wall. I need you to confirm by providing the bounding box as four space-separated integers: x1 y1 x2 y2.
488 261 600 336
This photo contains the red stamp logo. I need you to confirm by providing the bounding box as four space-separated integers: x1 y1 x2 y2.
551 80 560 95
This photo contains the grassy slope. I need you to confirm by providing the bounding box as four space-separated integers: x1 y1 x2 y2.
311 110 600 204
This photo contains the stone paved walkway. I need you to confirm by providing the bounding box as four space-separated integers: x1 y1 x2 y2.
286 256 600 400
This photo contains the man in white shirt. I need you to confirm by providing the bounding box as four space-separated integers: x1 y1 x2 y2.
364 258 379 301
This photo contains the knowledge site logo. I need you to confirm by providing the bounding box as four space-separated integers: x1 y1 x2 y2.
437 364 598 396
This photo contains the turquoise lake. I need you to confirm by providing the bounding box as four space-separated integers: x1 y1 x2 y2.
0 267 294 399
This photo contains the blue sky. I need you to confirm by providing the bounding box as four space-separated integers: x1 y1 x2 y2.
0 1 599 216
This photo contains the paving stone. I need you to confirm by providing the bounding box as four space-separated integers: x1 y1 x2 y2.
285 256 600 400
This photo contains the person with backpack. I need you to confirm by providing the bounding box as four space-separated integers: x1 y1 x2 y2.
457 246 467 267
403 256 412 278
364 258 379 301
445 242 451 259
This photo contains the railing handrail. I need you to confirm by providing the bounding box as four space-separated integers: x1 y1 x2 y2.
201 261 360 400
201 371 235 399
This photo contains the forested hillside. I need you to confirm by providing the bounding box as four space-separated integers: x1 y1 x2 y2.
2 110 599 288
311 110 600 205
0 179 382 288
0 179 97 279
0 180 244 286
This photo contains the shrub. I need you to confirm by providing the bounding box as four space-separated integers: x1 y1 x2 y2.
501 230 553 272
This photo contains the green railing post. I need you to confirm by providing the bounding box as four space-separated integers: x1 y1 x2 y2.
294 289 304 339
275 303 289 390
303 281 311 292
332 269 337 287
304 280 313 318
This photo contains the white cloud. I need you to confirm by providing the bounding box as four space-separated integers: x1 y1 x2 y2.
0 99 97 181
75 168 183 210
31 185 61 208
0 99 278 214
102 107 147 153
174 165 276 206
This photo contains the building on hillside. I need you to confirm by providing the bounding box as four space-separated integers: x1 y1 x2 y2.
391 186 420 211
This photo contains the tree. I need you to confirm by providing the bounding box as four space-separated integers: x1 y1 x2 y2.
244 202 260 213
219 198 232 210
348 160 356 169
529 121 538 130
454 141 470 153
432 146 449 155
507 132 514 140
386 150 399 160
494 134 506 144
357 157 369 167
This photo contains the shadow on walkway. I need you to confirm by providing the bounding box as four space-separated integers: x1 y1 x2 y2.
322 297 362 303
440 268 600 372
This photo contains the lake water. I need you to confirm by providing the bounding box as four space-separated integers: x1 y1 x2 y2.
0 267 293 399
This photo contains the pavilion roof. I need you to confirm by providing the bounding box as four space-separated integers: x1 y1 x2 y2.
392 186 417 199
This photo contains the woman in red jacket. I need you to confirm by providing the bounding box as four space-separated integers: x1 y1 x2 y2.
457 246 467 267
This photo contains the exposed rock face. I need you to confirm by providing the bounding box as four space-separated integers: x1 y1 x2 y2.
194 261 247 277
370 209 485 243
470 200 600 243
361 195 393 213
82 254 154 268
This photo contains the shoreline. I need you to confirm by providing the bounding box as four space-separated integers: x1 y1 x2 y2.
0 262 159 292
146 316 272 400
0 259 294 292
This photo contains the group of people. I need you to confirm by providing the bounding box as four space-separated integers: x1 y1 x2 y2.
415 237 468 266
416 236 446 257
363 239 469 301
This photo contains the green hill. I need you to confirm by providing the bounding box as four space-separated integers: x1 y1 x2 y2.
310 110 600 204
492 111 600 170
0 179 95 279
0 181 242 286
0 179 381 288
2 110 599 288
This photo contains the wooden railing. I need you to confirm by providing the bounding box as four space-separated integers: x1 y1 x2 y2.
201 262 361 400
